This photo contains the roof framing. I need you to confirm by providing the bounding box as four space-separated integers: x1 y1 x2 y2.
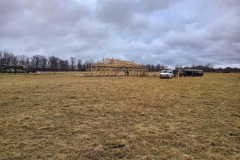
85 58 148 77
92 58 144 68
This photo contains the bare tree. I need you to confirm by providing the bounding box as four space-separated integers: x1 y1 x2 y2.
205 63 214 72
30 57 36 70
146 64 151 71
39 56 47 71
26 57 30 68
77 59 82 71
31 55 41 70
48 56 59 71
160 64 168 71
18 55 27 66
12 56 18 65
1 51 15 65
175 65 179 71
205 63 213 69
156 63 161 71
0 51 3 67
151 64 155 71
69 57 76 71
59 59 69 71
84 59 94 70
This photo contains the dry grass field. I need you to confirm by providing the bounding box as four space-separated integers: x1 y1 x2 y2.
0 72 239 159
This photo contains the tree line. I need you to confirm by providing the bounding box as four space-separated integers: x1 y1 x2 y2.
0 51 90 71
0 51 239 72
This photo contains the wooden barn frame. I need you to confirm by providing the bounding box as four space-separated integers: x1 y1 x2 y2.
85 58 148 77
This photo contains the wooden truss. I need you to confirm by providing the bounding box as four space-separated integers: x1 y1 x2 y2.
85 58 148 77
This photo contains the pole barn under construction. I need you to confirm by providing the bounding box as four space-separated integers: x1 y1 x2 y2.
85 58 148 77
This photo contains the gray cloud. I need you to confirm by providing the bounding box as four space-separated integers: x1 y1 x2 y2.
0 0 239 68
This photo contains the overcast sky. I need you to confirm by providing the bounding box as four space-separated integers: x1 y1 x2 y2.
0 0 240 68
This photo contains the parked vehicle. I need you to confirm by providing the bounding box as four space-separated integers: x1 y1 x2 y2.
160 69 175 79
179 69 203 77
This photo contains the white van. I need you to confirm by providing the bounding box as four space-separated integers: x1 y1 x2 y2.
160 69 174 79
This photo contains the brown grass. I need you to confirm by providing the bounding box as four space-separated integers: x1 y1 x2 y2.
0 72 240 159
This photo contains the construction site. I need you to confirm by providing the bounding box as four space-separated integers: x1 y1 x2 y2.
85 58 148 77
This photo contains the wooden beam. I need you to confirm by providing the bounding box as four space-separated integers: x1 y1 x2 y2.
116 68 125 77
